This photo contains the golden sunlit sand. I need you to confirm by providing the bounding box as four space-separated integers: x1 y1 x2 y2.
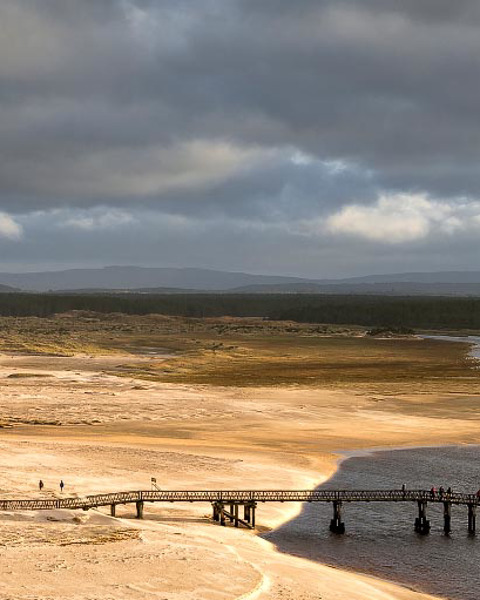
0 318 479 600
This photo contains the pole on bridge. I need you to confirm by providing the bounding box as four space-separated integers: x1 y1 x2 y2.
443 502 451 534
329 500 345 534
468 504 476 535
414 501 430 535
110 504 116 518
136 500 144 519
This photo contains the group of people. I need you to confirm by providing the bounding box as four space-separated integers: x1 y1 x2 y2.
39 480 65 492
429 486 453 498
402 484 480 498
431 486 480 498
401 484 453 498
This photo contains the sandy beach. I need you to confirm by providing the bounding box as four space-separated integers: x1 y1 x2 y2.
0 349 478 600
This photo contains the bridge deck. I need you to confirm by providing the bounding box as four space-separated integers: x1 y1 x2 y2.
0 490 478 512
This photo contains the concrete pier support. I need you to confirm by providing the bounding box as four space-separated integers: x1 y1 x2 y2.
219 503 226 526
136 500 144 519
110 504 116 517
244 504 250 523
329 500 345 534
414 501 430 535
212 503 219 521
443 502 451 534
468 504 476 535
229 503 234 522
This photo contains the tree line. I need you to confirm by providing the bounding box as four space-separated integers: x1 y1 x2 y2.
0 293 479 329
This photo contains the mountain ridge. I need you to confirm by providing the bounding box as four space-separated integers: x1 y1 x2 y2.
1 266 480 294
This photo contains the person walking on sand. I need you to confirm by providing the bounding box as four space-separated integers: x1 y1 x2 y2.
60 480 65 493
39 480 44 492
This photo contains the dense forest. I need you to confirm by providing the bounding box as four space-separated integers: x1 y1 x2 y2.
0 293 479 330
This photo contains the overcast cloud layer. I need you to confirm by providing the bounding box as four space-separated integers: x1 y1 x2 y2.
1 0 479 276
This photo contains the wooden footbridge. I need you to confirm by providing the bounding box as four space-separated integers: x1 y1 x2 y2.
1 489 479 535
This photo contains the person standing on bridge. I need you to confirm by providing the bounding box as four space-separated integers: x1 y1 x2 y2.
60 480 65 493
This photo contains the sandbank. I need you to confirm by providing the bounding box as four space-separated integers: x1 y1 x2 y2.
0 351 478 599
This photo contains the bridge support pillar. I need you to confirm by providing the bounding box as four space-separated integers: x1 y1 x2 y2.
251 502 256 528
443 502 451 534
414 501 430 535
229 503 234 522
136 500 144 519
217 503 225 526
234 503 239 527
244 504 250 523
468 504 476 535
212 502 219 522
329 501 345 534
110 504 116 518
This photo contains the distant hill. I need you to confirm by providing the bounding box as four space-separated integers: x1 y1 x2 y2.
333 271 480 285
1 266 480 296
54 286 201 295
0 283 18 293
229 282 480 296
0 266 311 292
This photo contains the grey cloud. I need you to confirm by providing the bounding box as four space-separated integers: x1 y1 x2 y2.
1 205 479 278
0 1 479 274
1 0 479 206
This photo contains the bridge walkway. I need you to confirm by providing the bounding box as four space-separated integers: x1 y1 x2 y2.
0 490 477 535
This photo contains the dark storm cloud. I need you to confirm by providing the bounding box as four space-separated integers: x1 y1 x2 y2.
1 0 479 203
0 1 480 271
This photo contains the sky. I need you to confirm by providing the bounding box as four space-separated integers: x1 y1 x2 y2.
0 0 479 277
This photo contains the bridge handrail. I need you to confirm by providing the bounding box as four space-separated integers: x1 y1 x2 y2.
0 489 478 512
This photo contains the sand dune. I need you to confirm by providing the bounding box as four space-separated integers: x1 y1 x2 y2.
1 350 477 599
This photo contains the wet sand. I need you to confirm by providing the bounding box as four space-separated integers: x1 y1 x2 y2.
1 351 479 599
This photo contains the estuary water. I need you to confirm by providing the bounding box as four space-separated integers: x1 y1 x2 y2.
421 335 480 361
268 446 480 600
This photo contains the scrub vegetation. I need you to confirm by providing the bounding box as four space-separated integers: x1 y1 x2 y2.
0 312 478 393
